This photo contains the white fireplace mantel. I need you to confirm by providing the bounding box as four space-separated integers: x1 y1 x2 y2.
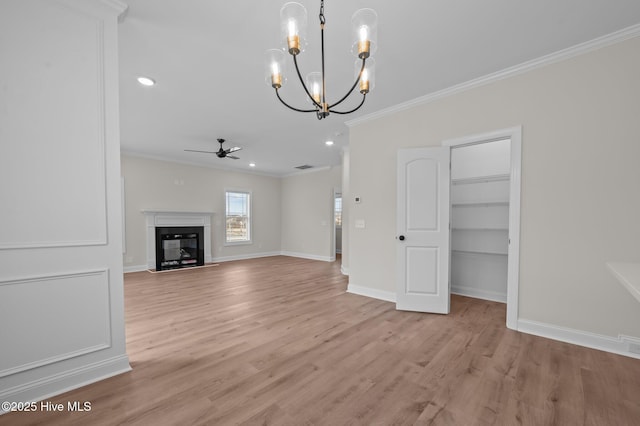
141 210 214 269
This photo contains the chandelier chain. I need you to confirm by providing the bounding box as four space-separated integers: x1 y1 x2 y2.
319 0 325 25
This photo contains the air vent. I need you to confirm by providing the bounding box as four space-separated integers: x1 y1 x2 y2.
295 164 313 170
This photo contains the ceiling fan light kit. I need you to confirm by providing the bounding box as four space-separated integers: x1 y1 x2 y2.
265 0 377 120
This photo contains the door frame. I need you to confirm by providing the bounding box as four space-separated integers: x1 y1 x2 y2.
442 126 522 330
331 187 341 261
332 188 342 259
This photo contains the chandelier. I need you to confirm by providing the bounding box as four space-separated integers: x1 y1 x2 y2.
265 0 377 120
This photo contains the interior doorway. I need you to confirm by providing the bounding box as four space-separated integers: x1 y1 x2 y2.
395 127 521 329
333 191 342 257
443 127 521 329
449 139 511 302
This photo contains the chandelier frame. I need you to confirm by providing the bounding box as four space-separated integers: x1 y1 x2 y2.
267 0 376 120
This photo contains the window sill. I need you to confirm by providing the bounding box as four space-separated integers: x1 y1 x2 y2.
224 241 253 247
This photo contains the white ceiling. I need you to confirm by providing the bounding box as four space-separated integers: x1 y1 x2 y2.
118 0 640 176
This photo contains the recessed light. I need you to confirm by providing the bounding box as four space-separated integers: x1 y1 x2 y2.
325 140 334 146
249 163 256 167
137 76 156 86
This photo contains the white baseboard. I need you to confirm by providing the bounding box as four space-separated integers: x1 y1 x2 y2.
517 319 640 360
341 265 349 276
213 251 281 263
346 284 396 303
345 284 503 305
451 285 507 303
0 355 131 414
280 251 334 262
126 251 337 272
621 335 640 356
123 264 147 273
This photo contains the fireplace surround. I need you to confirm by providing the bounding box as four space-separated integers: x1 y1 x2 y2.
142 210 213 270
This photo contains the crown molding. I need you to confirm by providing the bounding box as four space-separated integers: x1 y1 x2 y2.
346 23 640 128
120 150 281 178
55 0 128 18
101 0 128 15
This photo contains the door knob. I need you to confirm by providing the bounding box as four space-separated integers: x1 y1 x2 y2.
398 235 405 241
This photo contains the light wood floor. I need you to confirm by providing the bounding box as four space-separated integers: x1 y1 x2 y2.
3 256 640 425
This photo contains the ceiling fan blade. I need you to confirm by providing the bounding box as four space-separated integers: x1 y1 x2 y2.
226 155 240 160
226 146 242 153
185 149 217 154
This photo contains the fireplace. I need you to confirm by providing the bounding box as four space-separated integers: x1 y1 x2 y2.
155 226 204 270
142 210 214 271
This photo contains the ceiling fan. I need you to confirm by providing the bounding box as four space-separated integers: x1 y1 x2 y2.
185 138 242 159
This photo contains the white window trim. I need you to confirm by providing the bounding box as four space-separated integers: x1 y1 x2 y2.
224 189 253 246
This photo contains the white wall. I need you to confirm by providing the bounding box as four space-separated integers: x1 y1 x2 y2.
0 0 130 405
281 167 342 261
121 155 282 269
347 37 640 345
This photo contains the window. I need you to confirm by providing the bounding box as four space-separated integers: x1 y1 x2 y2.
225 191 251 244
334 196 342 227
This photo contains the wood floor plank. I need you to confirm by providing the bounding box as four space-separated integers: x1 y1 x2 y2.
2 255 640 425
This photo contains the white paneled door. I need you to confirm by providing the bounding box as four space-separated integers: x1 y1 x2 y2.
396 147 451 313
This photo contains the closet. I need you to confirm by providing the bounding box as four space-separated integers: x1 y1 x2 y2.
450 139 511 303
